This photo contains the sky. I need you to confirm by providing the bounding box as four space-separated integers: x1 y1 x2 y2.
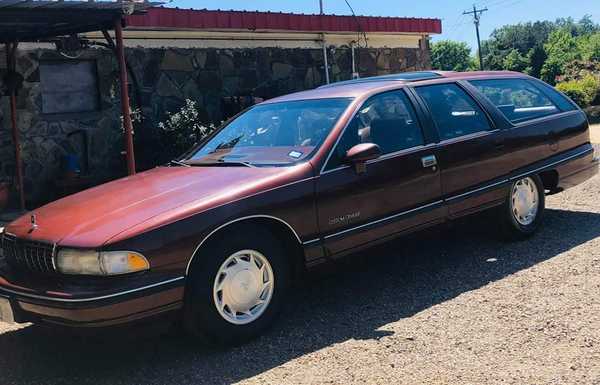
165 0 600 51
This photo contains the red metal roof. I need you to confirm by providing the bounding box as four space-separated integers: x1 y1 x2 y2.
126 8 442 34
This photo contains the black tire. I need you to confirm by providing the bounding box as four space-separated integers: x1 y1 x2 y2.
498 174 545 240
183 224 290 346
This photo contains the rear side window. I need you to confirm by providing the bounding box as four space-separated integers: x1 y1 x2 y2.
470 78 571 124
415 83 492 141
325 90 424 170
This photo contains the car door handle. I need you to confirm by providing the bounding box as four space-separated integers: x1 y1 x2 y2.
494 140 505 150
421 155 437 168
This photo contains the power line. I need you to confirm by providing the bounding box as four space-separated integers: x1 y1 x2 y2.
463 4 488 70
342 0 368 48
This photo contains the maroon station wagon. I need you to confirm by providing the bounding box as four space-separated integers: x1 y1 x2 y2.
0 71 598 345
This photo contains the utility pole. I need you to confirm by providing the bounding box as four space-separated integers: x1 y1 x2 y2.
319 0 330 83
463 4 488 70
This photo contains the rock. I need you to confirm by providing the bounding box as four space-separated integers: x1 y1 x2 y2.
304 67 322 89
272 62 294 80
193 51 207 69
219 52 235 76
160 50 194 72
156 74 182 98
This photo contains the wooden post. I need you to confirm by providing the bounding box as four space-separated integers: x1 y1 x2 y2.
114 18 136 175
6 42 25 210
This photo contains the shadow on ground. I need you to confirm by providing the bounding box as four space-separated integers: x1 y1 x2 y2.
1 208 599 385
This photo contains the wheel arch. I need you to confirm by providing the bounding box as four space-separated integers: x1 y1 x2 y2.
539 169 559 191
185 215 306 278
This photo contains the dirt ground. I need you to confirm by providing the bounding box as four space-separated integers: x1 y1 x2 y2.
0 157 599 385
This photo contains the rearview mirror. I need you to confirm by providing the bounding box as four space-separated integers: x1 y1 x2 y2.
345 143 381 174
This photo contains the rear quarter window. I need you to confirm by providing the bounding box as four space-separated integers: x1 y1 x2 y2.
469 78 574 124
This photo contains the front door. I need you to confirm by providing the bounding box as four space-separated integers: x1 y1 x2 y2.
316 89 444 256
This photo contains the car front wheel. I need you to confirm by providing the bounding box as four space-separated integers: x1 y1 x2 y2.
183 225 290 346
499 175 545 240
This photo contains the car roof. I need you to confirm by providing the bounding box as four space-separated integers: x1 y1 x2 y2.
263 70 525 104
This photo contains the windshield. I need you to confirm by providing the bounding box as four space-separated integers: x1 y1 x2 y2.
185 98 352 166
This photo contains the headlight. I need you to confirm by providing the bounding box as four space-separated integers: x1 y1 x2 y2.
56 249 150 276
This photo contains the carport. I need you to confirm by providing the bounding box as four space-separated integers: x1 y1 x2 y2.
0 0 153 210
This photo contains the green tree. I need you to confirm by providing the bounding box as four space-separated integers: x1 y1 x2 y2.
526 45 547 78
541 28 580 84
431 40 472 71
480 17 599 77
578 32 600 62
481 21 556 71
503 49 529 72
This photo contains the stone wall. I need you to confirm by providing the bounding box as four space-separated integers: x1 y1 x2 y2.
0 48 125 207
0 42 431 205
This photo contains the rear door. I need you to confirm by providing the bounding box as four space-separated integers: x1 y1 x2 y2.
412 82 509 217
316 89 444 256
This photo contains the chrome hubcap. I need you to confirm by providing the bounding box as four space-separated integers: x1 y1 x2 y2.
213 250 274 325
511 177 539 226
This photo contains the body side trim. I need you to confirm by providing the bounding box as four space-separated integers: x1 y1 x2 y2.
510 147 593 181
0 276 185 303
445 179 510 202
323 200 444 240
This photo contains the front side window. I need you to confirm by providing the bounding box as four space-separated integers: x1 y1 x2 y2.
470 78 566 123
415 83 492 141
187 98 352 166
326 90 425 170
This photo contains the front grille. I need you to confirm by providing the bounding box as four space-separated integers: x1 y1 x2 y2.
1 234 56 274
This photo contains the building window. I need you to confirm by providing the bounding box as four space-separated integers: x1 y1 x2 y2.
40 61 99 114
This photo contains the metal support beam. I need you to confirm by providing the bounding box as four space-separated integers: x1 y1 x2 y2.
6 42 25 210
319 2 330 84
114 18 136 176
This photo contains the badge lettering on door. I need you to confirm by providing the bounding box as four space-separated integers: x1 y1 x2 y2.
328 211 361 226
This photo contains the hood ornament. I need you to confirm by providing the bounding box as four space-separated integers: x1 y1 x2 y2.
30 213 38 232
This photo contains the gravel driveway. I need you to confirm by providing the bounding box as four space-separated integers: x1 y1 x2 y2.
1 164 599 385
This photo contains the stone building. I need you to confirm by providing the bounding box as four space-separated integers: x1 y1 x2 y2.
0 7 441 205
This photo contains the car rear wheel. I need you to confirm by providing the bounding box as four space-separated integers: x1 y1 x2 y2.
499 175 545 240
183 225 290 346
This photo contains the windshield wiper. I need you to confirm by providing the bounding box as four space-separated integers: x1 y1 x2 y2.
183 160 256 168
169 159 191 167
214 160 256 168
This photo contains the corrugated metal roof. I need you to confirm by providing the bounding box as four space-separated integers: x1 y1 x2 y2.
0 0 155 42
126 7 442 34
0 0 151 12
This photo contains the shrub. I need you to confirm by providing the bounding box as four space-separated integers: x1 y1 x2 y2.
555 74 600 107
158 99 218 156
559 60 600 82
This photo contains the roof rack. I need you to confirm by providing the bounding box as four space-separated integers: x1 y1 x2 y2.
318 71 445 88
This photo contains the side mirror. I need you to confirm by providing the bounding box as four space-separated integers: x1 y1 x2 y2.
345 143 381 174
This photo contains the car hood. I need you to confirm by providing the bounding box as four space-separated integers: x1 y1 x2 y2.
5 166 304 247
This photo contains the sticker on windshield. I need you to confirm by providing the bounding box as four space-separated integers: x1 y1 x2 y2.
288 151 303 159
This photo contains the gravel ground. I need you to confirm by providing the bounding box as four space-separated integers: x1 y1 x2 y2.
590 124 600 143
1 157 599 385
